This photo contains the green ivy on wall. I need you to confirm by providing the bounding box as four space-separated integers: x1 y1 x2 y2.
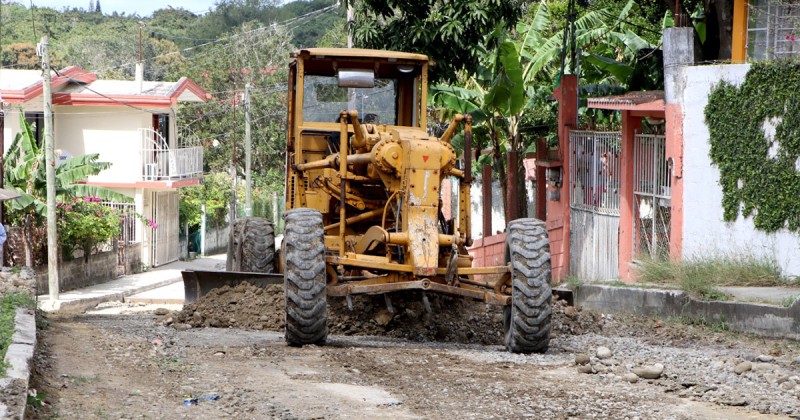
704 60 800 232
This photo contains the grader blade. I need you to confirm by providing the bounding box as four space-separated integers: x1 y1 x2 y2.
181 270 283 304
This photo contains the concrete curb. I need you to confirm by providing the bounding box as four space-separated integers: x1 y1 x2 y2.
37 276 181 314
574 285 800 340
0 308 36 420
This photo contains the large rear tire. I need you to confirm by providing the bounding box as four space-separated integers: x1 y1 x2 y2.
504 218 552 354
228 217 275 273
283 208 328 346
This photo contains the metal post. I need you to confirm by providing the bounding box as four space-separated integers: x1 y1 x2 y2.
244 83 252 216
41 36 59 300
200 204 206 256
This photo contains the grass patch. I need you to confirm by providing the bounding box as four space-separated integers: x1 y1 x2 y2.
0 293 36 376
634 253 788 301
565 275 584 290
669 315 731 333
157 355 187 373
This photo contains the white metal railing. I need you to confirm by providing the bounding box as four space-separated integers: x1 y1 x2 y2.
633 134 671 259
140 128 203 181
569 130 622 216
102 201 139 244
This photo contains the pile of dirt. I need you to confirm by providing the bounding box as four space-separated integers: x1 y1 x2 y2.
170 282 601 345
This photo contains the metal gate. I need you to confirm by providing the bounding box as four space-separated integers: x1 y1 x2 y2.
152 191 179 266
633 134 671 259
569 131 621 281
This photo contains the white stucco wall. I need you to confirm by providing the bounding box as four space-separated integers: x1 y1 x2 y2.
469 179 506 238
680 64 800 276
54 106 152 183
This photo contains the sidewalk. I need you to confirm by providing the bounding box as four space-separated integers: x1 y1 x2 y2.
37 254 226 313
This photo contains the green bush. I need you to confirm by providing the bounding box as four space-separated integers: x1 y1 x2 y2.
57 197 121 260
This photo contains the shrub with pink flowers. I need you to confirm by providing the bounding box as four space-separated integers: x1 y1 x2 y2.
56 197 121 260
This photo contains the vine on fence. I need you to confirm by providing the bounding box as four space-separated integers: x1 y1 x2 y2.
704 60 800 232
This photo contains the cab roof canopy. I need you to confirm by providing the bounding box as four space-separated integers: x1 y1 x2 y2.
292 48 430 78
292 48 429 62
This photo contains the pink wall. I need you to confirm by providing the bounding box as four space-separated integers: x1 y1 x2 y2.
665 103 684 262
468 233 507 268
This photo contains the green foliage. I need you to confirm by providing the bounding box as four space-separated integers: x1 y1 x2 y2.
179 172 233 228
353 0 523 83
56 197 121 259
635 253 787 301
27 390 47 409
705 60 800 232
0 293 36 377
782 295 799 308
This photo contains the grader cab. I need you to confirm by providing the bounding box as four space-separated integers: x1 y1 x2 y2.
186 48 553 354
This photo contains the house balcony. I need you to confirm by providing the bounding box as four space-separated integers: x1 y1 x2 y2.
140 128 203 181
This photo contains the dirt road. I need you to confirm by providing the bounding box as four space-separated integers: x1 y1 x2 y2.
26 296 800 419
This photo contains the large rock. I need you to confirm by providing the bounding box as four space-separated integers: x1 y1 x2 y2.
575 353 590 365
596 346 613 359
633 364 664 380
734 361 752 375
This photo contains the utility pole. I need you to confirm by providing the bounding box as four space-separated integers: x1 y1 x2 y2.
41 36 59 301
244 83 252 217
226 88 238 270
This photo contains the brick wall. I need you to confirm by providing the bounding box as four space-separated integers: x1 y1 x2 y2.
468 232 507 268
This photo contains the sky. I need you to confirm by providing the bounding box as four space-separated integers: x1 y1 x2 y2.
29 0 220 17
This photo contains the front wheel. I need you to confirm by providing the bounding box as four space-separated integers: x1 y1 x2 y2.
503 218 552 354
283 208 328 346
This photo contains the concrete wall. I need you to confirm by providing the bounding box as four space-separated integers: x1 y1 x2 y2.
679 64 800 276
123 242 143 275
203 223 231 256
38 250 117 294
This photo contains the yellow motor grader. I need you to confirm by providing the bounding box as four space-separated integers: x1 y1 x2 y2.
183 48 552 353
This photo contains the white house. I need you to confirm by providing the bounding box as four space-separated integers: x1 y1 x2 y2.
0 65 210 268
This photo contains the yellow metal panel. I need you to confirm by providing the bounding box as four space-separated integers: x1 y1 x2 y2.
732 0 748 63
406 205 439 276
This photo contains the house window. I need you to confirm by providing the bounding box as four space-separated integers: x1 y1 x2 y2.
747 0 800 60
24 112 44 147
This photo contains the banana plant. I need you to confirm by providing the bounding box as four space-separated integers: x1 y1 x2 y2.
4 114 131 266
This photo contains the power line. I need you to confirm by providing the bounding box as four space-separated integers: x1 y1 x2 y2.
90 3 337 76
29 0 37 42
